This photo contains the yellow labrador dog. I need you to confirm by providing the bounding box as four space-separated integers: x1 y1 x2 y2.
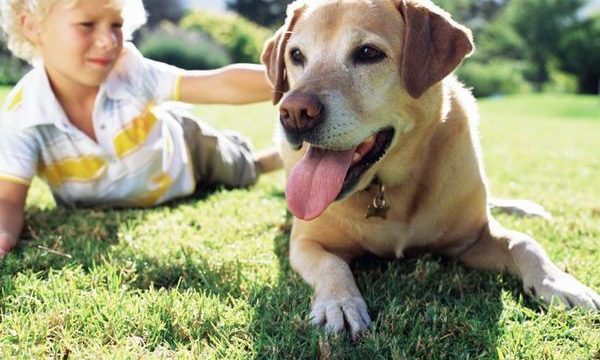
262 0 600 338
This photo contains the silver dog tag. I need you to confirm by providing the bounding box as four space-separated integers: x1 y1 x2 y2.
366 183 389 219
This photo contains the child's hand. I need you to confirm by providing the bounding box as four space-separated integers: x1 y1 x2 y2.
0 238 14 257
0 180 28 257
0 225 21 258
0 226 19 257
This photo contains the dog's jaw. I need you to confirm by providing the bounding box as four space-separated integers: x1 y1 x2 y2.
336 128 395 199
284 127 395 220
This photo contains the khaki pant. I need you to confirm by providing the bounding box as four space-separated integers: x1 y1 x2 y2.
177 112 258 190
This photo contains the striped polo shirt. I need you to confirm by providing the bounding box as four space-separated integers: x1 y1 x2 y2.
0 43 196 207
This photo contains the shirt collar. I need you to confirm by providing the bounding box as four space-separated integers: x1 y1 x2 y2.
18 65 71 131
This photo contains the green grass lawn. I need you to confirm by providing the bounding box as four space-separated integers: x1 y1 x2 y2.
1 88 599 358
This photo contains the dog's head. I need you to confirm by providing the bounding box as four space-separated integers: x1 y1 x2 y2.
262 0 473 221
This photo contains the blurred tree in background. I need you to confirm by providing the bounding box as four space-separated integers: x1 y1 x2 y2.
449 0 599 95
180 10 270 63
558 14 600 93
435 0 506 30
503 0 585 88
143 0 187 27
138 26 232 70
226 0 292 27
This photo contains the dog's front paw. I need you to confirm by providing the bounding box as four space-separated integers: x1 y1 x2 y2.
524 267 600 310
310 295 371 339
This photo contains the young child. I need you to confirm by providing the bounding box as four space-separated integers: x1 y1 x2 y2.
0 0 282 256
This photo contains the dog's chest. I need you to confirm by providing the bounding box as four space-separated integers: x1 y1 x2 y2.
330 208 413 257
358 220 412 257
330 189 438 258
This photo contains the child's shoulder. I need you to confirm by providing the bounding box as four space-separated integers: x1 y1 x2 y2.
1 69 39 124
1 67 53 130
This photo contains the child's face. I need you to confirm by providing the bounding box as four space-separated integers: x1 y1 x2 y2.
31 0 125 91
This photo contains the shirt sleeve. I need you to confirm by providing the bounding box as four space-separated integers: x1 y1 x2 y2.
122 42 184 103
0 127 39 186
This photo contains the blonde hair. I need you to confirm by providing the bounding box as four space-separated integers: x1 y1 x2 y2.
0 0 147 62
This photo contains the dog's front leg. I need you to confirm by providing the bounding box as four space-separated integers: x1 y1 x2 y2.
459 219 600 310
290 231 371 339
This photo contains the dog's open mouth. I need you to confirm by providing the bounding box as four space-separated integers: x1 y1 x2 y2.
286 128 394 221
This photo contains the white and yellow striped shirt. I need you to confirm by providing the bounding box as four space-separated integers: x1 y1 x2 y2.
0 43 196 207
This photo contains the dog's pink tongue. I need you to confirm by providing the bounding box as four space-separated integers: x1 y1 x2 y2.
286 146 355 221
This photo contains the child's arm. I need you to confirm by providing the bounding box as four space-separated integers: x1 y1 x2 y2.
0 181 27 257
178 64 272 105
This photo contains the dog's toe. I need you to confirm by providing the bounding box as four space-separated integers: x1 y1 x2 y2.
593 296 600 311
310 296 372 337
324 303 346 334
573 288 600 311
525 270 600 311
342 298 371 338
309 305 327 326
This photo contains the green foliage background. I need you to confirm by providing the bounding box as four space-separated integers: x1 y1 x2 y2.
138 28 232 70
179 10 270 64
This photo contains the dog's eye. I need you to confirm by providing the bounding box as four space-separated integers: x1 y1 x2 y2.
290 48 305 66
353 45 386 64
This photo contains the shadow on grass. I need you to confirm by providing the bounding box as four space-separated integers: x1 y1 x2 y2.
0 206 146 274
244 214 521 359
1 195 531 359
0 187 217 278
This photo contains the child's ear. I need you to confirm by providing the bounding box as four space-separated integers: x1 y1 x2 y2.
20 12 42 45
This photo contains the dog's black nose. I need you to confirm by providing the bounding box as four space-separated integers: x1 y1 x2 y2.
279 93 323 133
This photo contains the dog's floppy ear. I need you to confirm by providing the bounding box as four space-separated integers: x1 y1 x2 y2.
261 2 306 105
396 0 474 98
